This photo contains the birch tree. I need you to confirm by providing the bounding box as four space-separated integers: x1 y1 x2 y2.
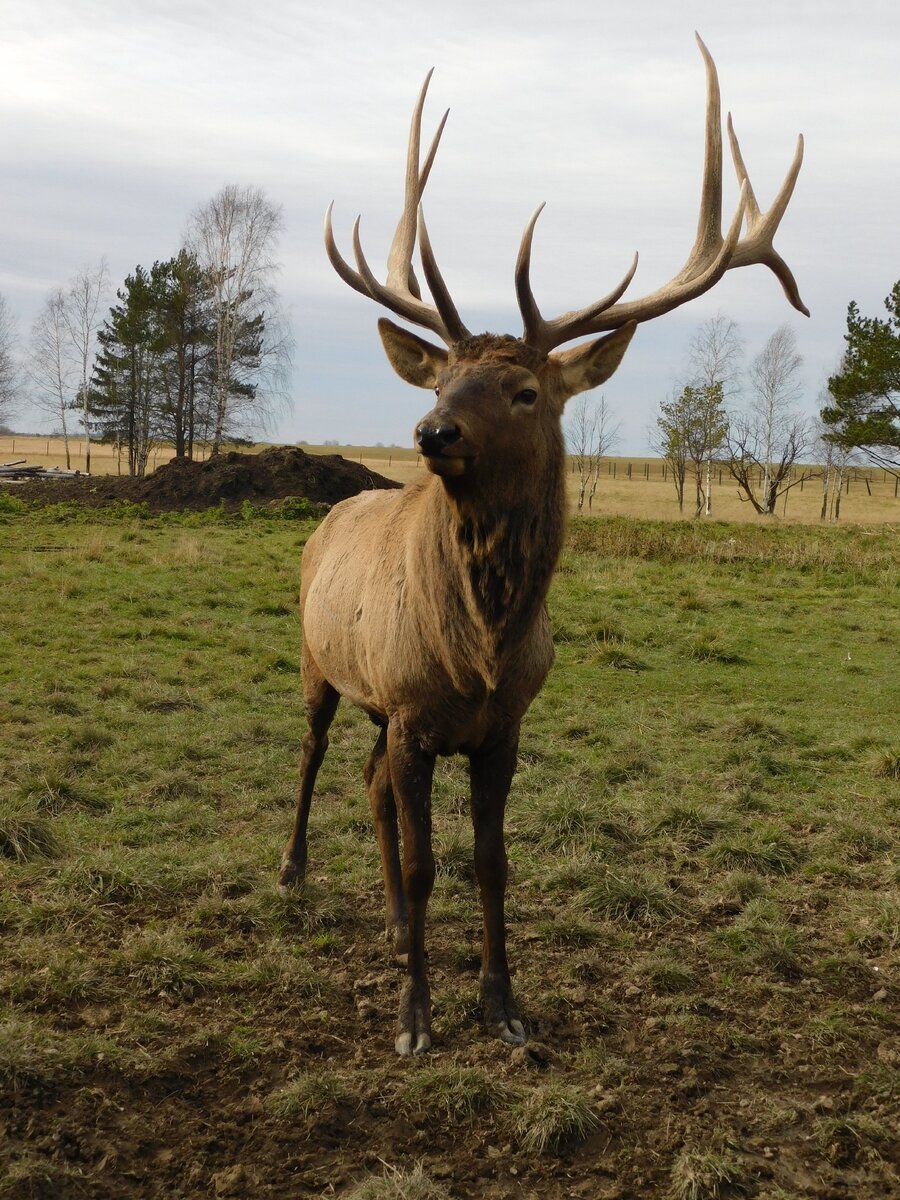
186 185 289 453
725 325 810 515
0 294 18 427
686 313 743 515
64 262 109 474
815 414 856 522
28 289 74 467
567 394 619 510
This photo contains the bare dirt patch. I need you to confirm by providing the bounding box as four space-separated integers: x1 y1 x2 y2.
0 446 400 512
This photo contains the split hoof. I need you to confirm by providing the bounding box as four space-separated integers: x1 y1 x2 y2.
277 859 304 896
395 1030 432 1056
497 1018 526 1046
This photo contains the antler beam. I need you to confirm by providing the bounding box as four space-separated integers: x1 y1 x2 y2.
515 33 808 354
325 37 806 355
324 70 470 346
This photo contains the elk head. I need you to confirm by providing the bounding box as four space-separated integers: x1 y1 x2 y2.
325 37 807 482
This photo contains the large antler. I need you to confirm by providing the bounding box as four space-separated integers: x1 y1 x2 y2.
324 69 470 346
515 33 808 355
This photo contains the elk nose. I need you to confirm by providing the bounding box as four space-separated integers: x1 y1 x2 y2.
416 422 460 457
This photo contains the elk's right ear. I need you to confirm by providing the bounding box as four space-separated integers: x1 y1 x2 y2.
378 318 449 388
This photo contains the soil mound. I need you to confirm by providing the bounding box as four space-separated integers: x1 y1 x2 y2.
1 446 401 512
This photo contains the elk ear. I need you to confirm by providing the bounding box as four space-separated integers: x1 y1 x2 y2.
377 318 449 388
553 321 638 402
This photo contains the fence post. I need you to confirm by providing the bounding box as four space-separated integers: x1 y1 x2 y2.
627 463 632 479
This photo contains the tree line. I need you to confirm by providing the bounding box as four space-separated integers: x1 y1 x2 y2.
567 295 900 521
0 184 290 475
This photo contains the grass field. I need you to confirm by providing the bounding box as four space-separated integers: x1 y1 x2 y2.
4 434 899 525
1 501 898 1198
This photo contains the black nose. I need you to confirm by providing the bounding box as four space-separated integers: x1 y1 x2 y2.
416 422 460 457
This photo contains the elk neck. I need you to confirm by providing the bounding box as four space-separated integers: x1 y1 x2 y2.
424 418 568 662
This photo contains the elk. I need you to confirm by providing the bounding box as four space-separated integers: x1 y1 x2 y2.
279 36 806 1055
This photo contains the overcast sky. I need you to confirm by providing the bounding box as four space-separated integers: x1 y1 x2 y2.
2 0 898 453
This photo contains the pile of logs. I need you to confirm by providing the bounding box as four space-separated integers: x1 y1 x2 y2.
0 460 87 481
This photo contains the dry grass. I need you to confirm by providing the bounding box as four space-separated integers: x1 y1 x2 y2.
4 435 898 525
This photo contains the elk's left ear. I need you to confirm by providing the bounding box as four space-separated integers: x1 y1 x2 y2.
378 317 450 389
553 321 638 402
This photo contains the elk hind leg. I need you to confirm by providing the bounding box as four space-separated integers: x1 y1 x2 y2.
470 731 525 1045
278 663 339 894
364 725 409 960
387 722 436 1055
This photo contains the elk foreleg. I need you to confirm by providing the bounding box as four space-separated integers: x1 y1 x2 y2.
387 722 436 1056
277 669 340 894
364 726 409 959
470 730 526 1046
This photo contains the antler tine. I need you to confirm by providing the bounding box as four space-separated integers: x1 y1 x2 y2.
324 71 468 346
726 117 809 316
418 205 470 341
676 32 726 283
386 69 444 301
515 200 639 351
517 34 806 354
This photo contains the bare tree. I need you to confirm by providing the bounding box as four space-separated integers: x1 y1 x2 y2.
186 185 290 453
63 262 109 474
0 294 18 427
686 313 743 515
28 289 74 467
567 394 619 510
725 325 811 514
814 413 856 522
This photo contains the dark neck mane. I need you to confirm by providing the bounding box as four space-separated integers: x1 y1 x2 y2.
436 429 567 655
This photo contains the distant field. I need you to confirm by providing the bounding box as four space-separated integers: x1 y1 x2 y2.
3 434 899 525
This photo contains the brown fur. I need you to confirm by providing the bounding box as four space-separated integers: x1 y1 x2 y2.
279 322 636 1054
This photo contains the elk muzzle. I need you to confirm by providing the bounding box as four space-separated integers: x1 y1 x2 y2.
415 416 474 477
416 420 460 457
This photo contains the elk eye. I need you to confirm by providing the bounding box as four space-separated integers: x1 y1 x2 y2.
513 387 537 406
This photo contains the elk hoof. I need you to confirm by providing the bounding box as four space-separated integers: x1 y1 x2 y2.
481 976 525 1045
396 978 431 1057
395 1030 432 1056
498 1019 526 1045
276 858 305 895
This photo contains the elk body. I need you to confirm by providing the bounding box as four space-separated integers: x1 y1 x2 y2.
279 37 807 1055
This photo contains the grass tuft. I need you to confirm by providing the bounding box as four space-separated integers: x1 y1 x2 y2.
0 816 60 861
577 868 681 924
266 1069 354 1119
706 827 799 874
874 748 900 780
669 1148 751 1199
400 1065 505 1122
650 803 734 848
514 1083 599 1154
345 1162 452 1200
116 927 217 998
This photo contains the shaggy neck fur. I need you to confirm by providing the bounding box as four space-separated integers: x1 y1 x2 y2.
432 418 567 664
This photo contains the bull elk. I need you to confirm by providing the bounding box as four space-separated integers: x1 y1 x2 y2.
279 35 807 1055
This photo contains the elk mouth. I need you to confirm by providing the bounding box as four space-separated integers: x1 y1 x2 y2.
416 419 476 476
424 453 472 477
422 444 476 478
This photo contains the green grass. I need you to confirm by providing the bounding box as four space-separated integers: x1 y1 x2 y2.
1 508 898 1198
